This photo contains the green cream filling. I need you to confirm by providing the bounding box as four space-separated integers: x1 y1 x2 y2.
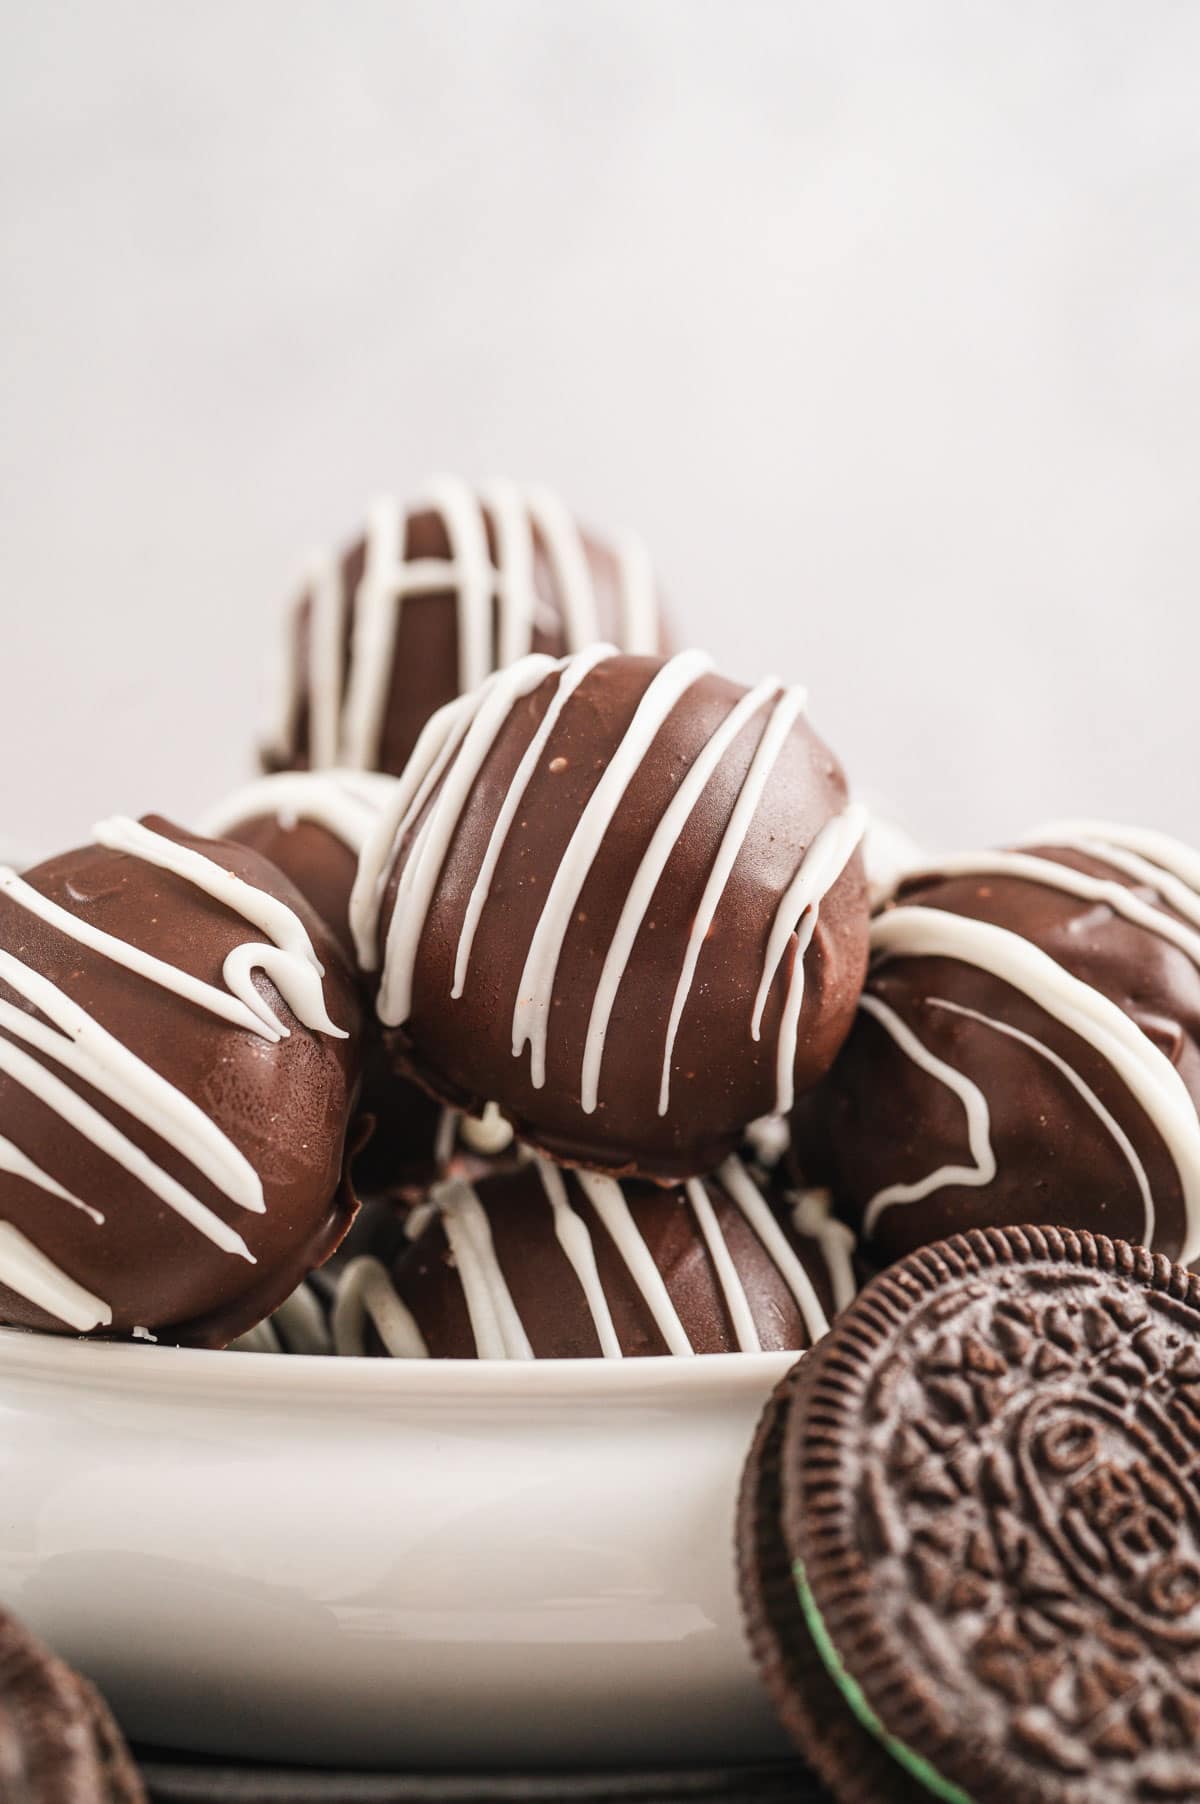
793 1559 975 1804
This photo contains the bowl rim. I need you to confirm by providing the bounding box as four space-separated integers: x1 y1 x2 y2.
0 1324 796 1405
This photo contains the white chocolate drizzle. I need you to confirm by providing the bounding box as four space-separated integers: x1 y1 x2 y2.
332 1256 428 1358
789 1188 859 1315
717 1155 832 1345
0 818 351 1330
321 1156 855 1360
355 646 862 1125
0 1223 111 1332
513 649 714 1090
268 475 660 772
753 802 867 1114
201 770 398 857
583 673 784 1117
868 902 1200 1260
436 1175 534 1360
535 1159 623 1358
657 684 808 1115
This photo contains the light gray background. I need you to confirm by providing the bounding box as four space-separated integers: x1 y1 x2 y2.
2 1 1198 860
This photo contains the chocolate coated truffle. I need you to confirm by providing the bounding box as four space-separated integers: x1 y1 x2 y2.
795 820 1200 1266
331 1157 858 1358
0 815 362 1345
261 475 668 779
352 648 869 1179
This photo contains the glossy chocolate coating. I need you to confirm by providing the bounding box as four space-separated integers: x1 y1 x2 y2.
0 818 362 1346
369 1161 854 1358
372 653 868 1179
795 838 1200 1264
265 493 668 779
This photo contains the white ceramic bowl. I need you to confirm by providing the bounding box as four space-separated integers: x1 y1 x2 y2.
0 1329 794 1768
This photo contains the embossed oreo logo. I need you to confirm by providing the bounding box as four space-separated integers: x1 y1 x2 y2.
1023 1400 1200 1639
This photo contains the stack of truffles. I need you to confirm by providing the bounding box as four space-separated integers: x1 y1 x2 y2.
2 474 1199 1360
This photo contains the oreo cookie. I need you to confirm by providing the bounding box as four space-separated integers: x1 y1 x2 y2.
0 1606 144 1802
738 1225 1200 1803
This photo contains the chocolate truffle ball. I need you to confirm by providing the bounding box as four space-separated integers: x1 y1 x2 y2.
795 821 1200 1267
0 814 362 1345
261 475 668 780
331 1156 858 1358
352 648 869 1179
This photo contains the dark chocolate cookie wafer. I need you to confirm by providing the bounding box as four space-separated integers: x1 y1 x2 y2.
0 1607 145 1802
738 1225 1200 1804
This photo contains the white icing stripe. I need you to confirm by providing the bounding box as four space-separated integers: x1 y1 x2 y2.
429 473 495 698
685 1178 760 1353
657 685 807 1115
333 1256 429 1358
0 868 293 1045
272 1281 334 1355
789 1188 858 1315
92 817 346 1040
754 803 867 1114
613 529 659 656
930 997 1155 1245
479 479 537 670
434 1107 459 1168
0 953 263 1232
340 494 406 770
379 658 560 1027
0 1133 102 1223
857 994 998 1230
351 691 481 972
513 650 713 1089
872 906 1200 1263
525 485 600 651
928 849 1200 973
0 1223 112 1332
535 1159 623 1359
576 1171 694 1356
860 992 1156 1246
307 550 345 769
719 1157 830 1345
1026 820 1200 909
455 645 616 1000
438 1178 533 1360
1074 841 1200 934
0 989 256 1260
582 677 780 1115
201 771 396 855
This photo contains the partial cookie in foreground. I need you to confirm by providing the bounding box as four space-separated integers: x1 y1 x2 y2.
353 648 869 1180
0 1605 145 1802
794 822 1200 1266
331 1159 858 1358
0 816 361 1346
261 474 668 779
738 1224 1200 1804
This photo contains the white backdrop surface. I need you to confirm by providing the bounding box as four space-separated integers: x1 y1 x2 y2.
1 1 1197 859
